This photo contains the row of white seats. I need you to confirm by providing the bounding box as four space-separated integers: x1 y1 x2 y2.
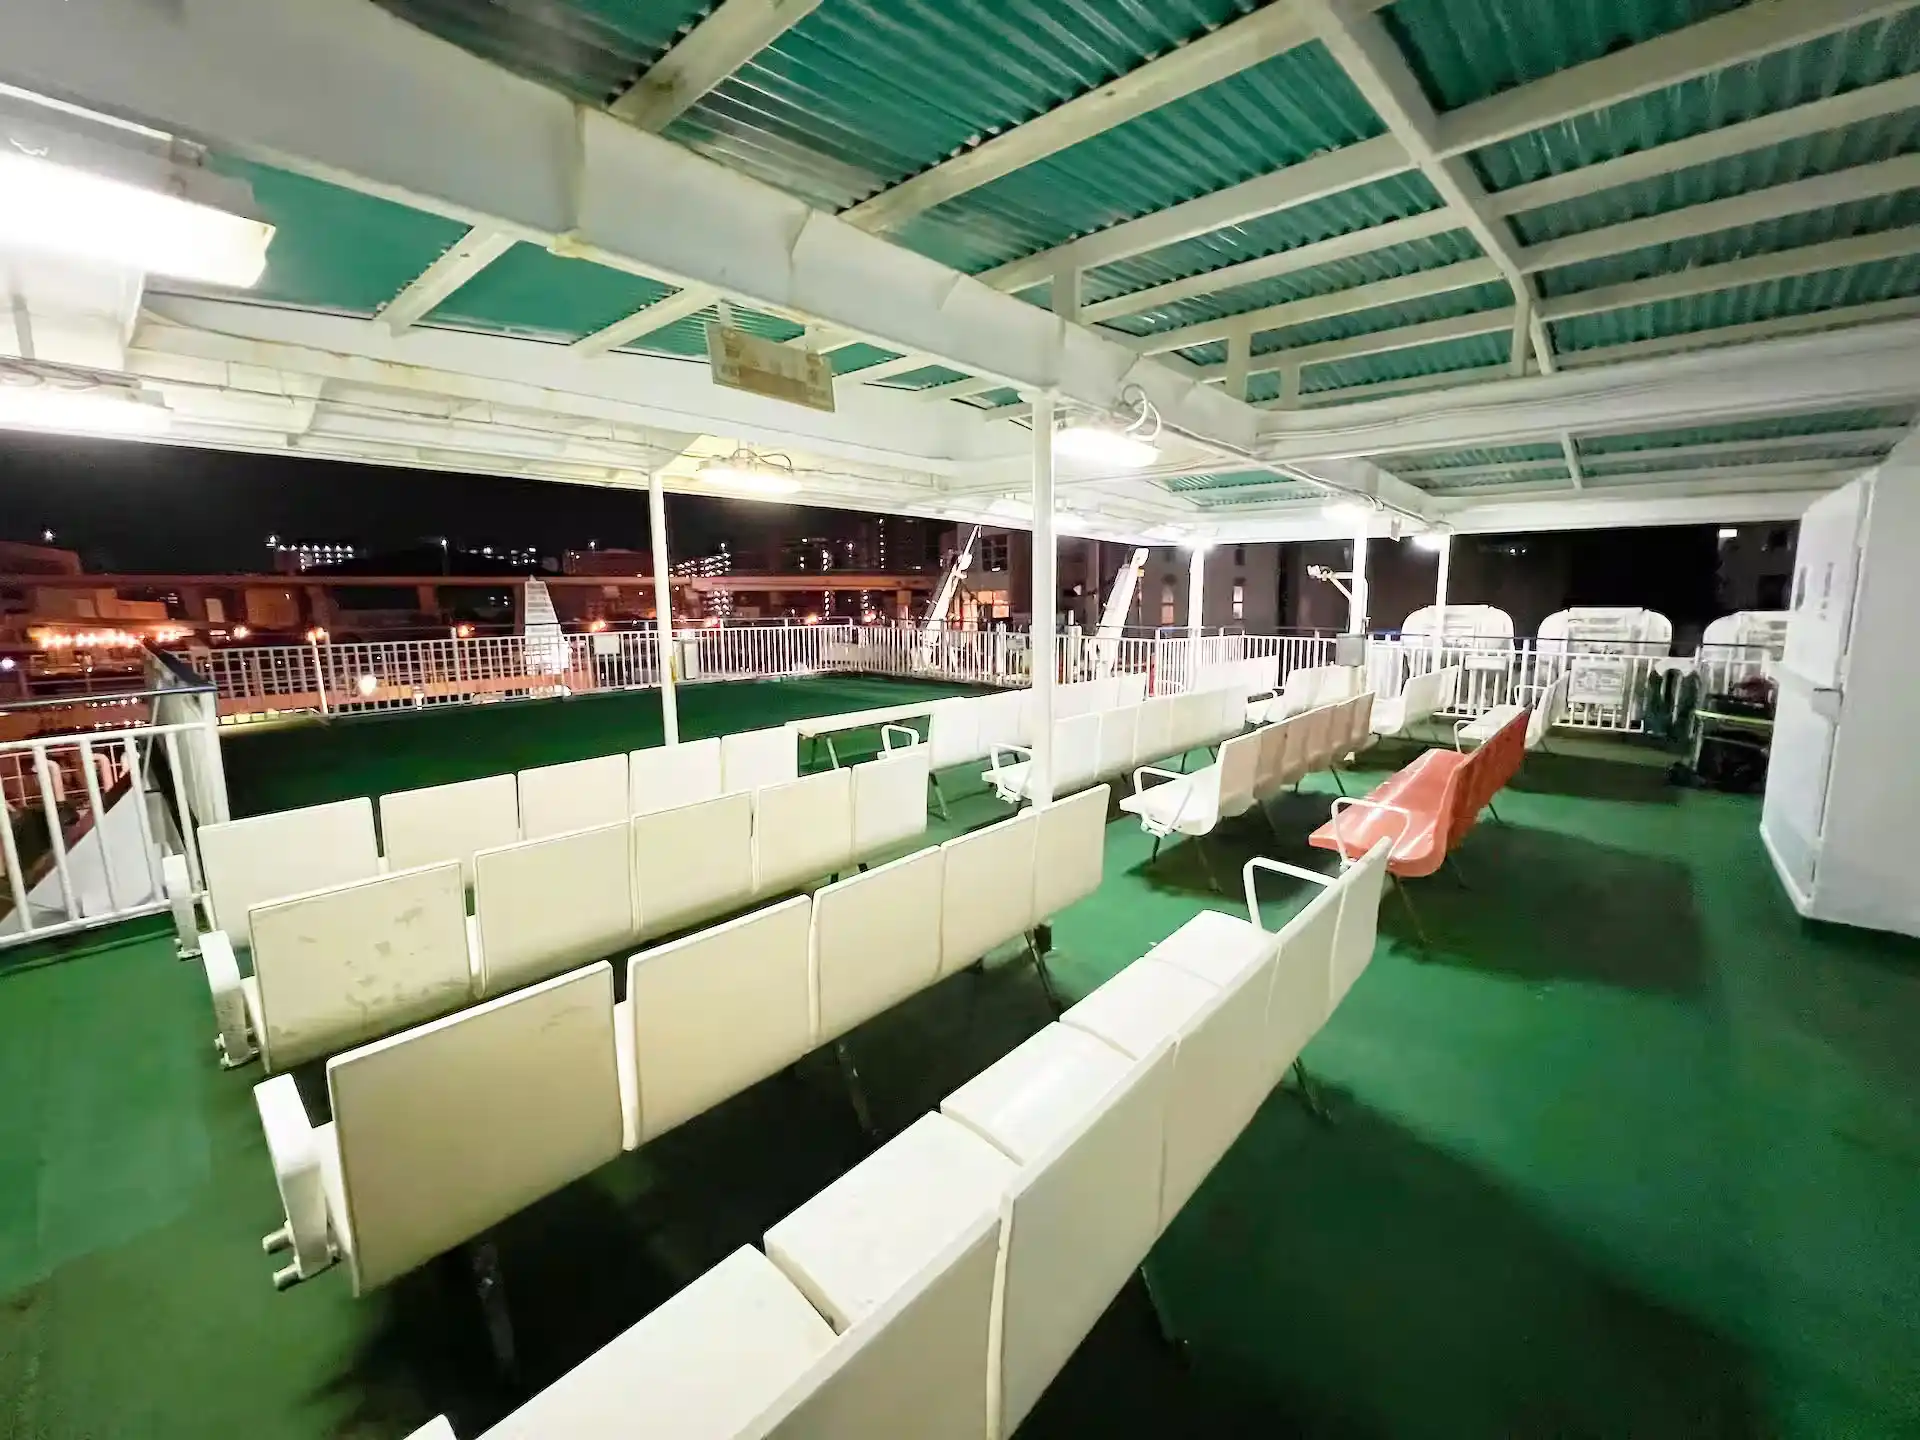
408 838 1391 1439
205 747 932 1072
980 686 1247 807
1121 694 1377 852
254 787 1113 1294
1248 663 1362 725
1192 654 1282 704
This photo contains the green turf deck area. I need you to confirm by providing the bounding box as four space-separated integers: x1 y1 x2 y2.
3 686 1918 1437
220 673 989 816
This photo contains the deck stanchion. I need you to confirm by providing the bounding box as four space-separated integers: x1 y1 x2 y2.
1030 392 1056 809
648 468 679 746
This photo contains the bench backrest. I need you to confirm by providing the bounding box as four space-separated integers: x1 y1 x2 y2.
926 696 983 769
1114 672 1148 706
328 961 624 1294
630 736 722 817
1266 878 1341 1085
1050 711 1103 796
722 726 799 795
753 768 854 897
1330 839 1391 1009
199 797 381 946
473 821 634 995
811 848 945 1044
1032 784 1109 919
975 690 1028 752
631 791 755 939
852 745 930 855
626 896 813 1144
1133 696 1174 766
937 810 1038 978
1448 707 1527 844
986 1035 1175 1437
249 861 471 1073
1529 671 1569 748
1095 704 1139 781
1217 731 1263 818
378 775 520 890
517 754 630 840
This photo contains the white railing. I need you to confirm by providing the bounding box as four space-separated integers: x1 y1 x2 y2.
1365 635 1780 734
0 709 218 948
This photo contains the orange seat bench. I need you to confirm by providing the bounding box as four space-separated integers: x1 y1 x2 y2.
1308 708 1528 878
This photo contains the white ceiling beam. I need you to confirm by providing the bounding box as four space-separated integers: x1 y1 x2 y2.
1437 458 1866 499
1134 256 1504 355
981 134 1414 296
1392 428 1908 482
608 0 822 132
1559 434 1585 490
1436 486 1840 534
1300 0 1549 372
1539 226 1920 323
573 284 720 357
1518 153 1920 275
1300 363 1514 406
1080 207 1461 326
837 352 944 387
1434 0 1911 159
1255 318 1920 463
839 3 1317 234
1556 296 1920 369
380 226 517 335
1490 70 1920 219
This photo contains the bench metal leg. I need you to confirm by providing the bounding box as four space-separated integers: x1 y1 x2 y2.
1391 875 1432 952
1149 834 1163 864
470 1239 519 1385
929 773 950 821
1137 1266 1189 1364
1329 766 1348 796
1025 932 1064 1016
834 1039 878 1139
1444 854 1471 889
1289 1057 1333 1124
825 734 842 770
1485 797 1504 823
1195 837 1223 894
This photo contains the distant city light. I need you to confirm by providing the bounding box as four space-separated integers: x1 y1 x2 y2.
305 626 329 644
41 528 55 543
356 673 378 696
454 623 475 639
1718 527 1739 540
232 624 251 640
587 618 609 633
0 658 13 671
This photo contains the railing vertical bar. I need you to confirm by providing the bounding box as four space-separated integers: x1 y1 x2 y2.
33 743 81 923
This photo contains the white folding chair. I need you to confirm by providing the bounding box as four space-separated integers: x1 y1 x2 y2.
517 754 630 841
629 736 723 817
632 792 755 940
472 822 634 995
722 725 799 795
379 775 519 889
753 768 855 897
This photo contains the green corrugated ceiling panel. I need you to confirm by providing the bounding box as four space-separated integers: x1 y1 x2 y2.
1419 468 1570 491
888 40 1387 273
1107 230 1482 340
1302 331 1512 392
1081 173 1443 310
828 343 903 375
1511 116 1920 248
426 243 673 340
1208 279 1512 363
1583 407 1915 453
969 387 1025 409
1381 0 1742 113
1549 252 1920 352
884 365 973 389
623 306 804 358
1167 470 1292 492
1198 481 1323 506
196 159 468 315
662 0 1270 218
1539 190 1920 298
1394 443 1565 471
1477 13 1920 197
372 0 712 107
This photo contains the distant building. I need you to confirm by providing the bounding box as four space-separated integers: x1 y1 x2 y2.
269 538 360 574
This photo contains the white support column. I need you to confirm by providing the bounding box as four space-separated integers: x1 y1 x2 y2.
1430 531 1451 671
647 469 680 746
1349 527 1370 636
1186 545 1206 634
1029 393 1056 809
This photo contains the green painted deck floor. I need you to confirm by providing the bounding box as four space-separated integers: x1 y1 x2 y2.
3 677 1919 1437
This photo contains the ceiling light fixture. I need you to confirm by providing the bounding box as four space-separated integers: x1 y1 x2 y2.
0 90 274 287
1322 500 1372 527
696 446 802 496
0 360 170 438
1412 530 1449 553
1057 384 1162 469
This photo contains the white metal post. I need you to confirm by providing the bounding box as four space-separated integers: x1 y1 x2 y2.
1430 532 1452 673
1029 394 1056 809
1186 545 1206 634
647 469 680 746
1349 528 1370 635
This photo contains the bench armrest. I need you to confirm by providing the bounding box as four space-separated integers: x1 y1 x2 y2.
254 1074 335 1287
1452 716 1476 752
1129 764 1185 795
202 930 257 1068
1242 856 1333 932
1329 797 1415 866
880 723 920 753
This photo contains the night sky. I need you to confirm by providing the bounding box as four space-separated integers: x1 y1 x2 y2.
0 430 875 573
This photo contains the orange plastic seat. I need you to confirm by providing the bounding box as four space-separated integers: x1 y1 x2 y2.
1310 710 1527 878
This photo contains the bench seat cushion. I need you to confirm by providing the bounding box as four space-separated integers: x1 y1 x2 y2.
1307 746 1461 875
1456 703 1523 746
